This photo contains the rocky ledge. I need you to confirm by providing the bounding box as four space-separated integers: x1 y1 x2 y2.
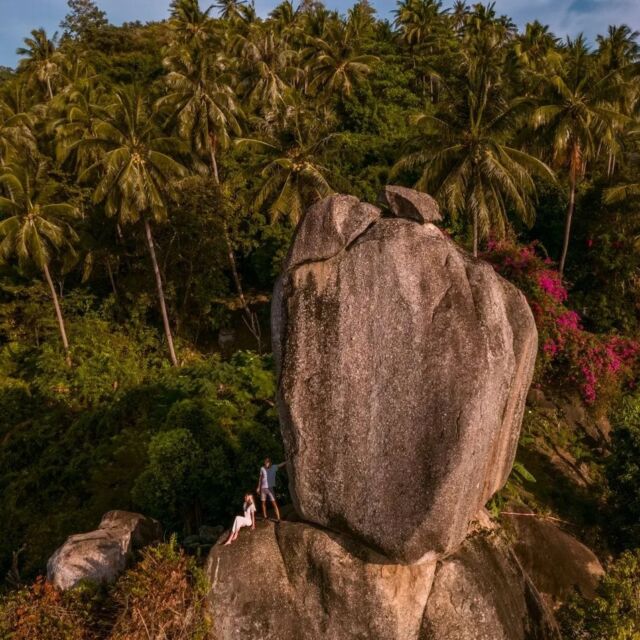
207 518 560 640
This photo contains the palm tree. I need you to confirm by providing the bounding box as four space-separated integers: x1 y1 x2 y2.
16 29 63 101
604 130 640 205
450 0 468 32
596 25 640 177
604 181 640 204
394 104 554 256
53 81 108 174
393 0 444 98
303 21 378 98
80 89 188 366
395 8 553 256
0 162 79 364
514 21 562 79
268 0 302 38
232 26 298 118
159 46 262 349
597 25 640 72
160 46 241 182
393 0 443 49
169 0 215 47
0 93 36 167
531 36 629 274
215 0 247 22
347 0 377 43
241 125 335 225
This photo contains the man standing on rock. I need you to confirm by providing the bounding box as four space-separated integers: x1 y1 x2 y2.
257 458 286 521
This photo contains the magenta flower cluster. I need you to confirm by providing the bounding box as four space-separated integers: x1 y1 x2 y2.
483 241 639 404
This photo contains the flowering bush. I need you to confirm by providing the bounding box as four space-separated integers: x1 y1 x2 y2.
483 241 639 405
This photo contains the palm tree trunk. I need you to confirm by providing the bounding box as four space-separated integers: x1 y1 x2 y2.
46 77 53 101
43 262 71 366
105 258 118 298
473 209 479 257
144 218 178 367
223 222 262 351
210 139 261 351
210 134 220 184
559 165 577 276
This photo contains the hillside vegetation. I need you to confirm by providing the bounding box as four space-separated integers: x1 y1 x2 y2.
1 0 640 637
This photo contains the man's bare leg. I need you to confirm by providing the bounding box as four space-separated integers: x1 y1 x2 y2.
261 499 267 519
271 499 281 522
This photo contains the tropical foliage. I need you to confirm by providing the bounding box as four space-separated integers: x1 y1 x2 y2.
1 8 640 639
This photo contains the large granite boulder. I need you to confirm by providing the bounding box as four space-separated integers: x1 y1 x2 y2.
47 510 161 590
273 192 537 562
207 520 436 640
503 512 605 606
207 520 559 640
421 531 561 640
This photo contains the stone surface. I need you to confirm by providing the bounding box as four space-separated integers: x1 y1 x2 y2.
47 511 161 590
421 531 561 640
286 194 381 270
378 185 442 222
273 192 538 563
207 520 436 640
503 513 604 605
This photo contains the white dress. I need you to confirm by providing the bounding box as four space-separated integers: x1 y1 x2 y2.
231 500 255 534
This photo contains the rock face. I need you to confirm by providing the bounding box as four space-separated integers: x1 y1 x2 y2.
503 513 605 605
47 510 161 591
378 185 442 223
421 531 561 640
208 519 436 640
273 192 538 562
207 521 560 640
208 188 552 639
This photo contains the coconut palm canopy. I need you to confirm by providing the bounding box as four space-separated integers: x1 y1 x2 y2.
2 4 640 631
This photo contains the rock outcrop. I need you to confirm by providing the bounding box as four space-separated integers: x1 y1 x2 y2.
273 192 538 562
421 530 561 639
378 185 442 223
208 520 436 640
208 188 558 640
207 520 560 640
47 510 161 591
503 513 605 605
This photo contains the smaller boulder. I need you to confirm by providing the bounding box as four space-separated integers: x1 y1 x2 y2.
285 194 381 269
378 186 442 223
503 512 604 605
99 510 162 547
47 511 161 591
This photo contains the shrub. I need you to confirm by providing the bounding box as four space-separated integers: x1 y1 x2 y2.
484 242 639 406
559 549 640 640
606 395 640 549
0 351 281 582
0 540 209 640
108 538 209 640
0 577 96 640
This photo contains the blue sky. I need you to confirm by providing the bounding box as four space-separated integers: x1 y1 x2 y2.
1 0 639 68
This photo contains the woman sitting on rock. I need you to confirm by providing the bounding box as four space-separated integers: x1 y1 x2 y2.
223 493 256 545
